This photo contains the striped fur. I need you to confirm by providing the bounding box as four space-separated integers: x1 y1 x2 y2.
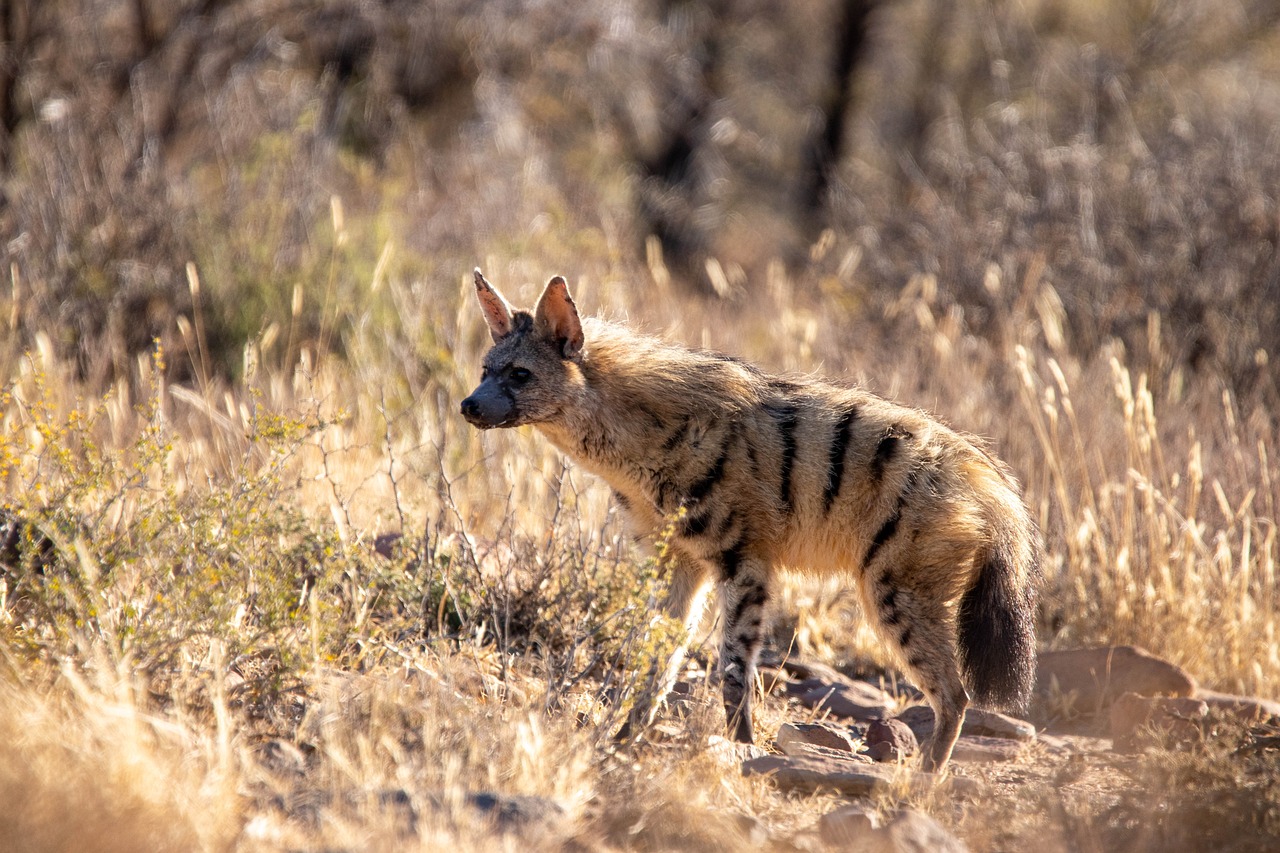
461 270 1042 773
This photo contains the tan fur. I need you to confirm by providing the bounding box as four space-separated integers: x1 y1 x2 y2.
461 270 1042 772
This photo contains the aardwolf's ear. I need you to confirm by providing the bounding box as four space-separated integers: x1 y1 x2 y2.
473 268 514 343
534 275 585 359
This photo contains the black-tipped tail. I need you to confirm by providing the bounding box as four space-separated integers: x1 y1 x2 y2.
957 545 1038 711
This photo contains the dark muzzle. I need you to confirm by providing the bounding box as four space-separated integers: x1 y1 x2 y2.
460 380 517 429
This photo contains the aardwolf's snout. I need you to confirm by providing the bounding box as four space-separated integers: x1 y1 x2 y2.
459 396 485 426
460 383 515 429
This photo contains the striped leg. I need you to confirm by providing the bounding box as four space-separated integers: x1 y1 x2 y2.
870 572 969 773
617 556 711 740
719 554 770 744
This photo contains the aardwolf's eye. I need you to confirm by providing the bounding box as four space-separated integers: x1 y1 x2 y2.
510 367 532 384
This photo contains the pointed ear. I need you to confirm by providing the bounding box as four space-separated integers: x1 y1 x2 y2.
534 275 585 359
473 268 514 343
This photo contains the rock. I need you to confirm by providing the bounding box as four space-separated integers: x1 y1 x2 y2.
1194 689 1280 724
742 753 976 797
1109 692 1209 753
878 810 970 853
896 706 1036 742
818 808 968 852
780 741 875 763
1034 733 1077 754
465 791 567 832
734 813 771 847
770 656 851 685
1036 646 1197 714
776 721 860 755
818 804 880 845
793 679 897 722
706 734 769 765
864 719 917 762
948 735 1027 763
786 831 828 853
372 531 403 559
387 790 568 837
743 754 898 797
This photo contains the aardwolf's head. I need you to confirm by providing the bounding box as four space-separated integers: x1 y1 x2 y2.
460 269 585 429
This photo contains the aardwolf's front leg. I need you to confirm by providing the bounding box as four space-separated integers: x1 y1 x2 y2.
616 557 711 740
719 553 770 744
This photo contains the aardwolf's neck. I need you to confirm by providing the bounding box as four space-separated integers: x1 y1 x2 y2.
535 318 765 485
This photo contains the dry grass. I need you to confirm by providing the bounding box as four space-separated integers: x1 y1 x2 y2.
2 0 1280 849
3 245 1278 849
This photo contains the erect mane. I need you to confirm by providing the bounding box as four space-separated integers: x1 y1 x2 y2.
579 318 769 418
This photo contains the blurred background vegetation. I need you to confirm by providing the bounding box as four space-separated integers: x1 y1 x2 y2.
2 0 1278 398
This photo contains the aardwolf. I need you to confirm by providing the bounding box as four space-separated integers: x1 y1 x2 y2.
460 269 1040 772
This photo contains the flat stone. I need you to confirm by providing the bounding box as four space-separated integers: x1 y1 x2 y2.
1035 734 1077 754
772 656 852 685
409 790 569 837
794 679 896 722
1109 692 1209 753
706 735 769 765
818 804 880 845
1194 690 1280 723
776 721 860 755
864 719 917 762
1036 646 1197 714
816 808 969 852
465 791 567 830
878 810 970 853
780 741 875 763
742 754 899 797
742 753 976 797
896 706 1037 742
734 813 771 847
948 735 1028 763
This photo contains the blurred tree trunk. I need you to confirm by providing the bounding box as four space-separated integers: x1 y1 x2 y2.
0 0 34 171
800 0 878 232
903 0 955 176
633 0 730 292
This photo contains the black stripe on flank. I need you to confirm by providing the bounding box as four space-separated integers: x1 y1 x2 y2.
862 468 921 568
898 626 912 648
823 405 859 512
719 536 745 581
636 404 666 431
764 403 800 514
862 509 901 568
870 425 911 482
681 506 715 538
713 509 740 543
662 418 691 452
654 476 675 512
879 587 897 612
686 438 732 503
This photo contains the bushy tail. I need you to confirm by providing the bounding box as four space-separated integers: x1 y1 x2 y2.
957 541 1039 711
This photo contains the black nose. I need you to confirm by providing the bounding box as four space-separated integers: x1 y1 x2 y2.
460 397 479 419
